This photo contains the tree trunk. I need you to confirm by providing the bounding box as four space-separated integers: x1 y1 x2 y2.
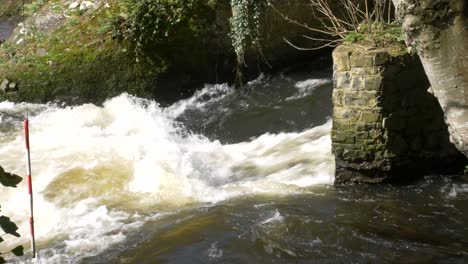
393 0 468 157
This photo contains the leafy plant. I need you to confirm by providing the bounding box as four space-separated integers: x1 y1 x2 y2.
271 0 404 50
0 166 24 263
344 31 364 43
117 0 208 62
229 0 268 65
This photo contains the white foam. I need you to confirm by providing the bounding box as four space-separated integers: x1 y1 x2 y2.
0 93 334 262
286 78 332 101
164 83 234 119
261 209 285 225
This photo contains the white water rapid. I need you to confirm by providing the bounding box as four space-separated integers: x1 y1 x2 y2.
0 82 334 263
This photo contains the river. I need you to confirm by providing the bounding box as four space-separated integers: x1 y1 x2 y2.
1 62 467 263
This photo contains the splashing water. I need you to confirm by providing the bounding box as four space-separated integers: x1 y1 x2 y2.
0 76 334 263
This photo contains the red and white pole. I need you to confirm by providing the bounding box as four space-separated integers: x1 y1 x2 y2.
24 118 36 258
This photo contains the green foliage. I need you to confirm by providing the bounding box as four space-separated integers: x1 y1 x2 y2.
0 216 20 237
11 246 24 257
465 165 468 174
0 0 24 17
344 32 364 43
229 0 267 64
0 167 22 190
117 0 214 63
343 22 406 54
0 166 24 263
23 0 48 16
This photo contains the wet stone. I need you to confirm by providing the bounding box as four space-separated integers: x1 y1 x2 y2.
331 43 459 184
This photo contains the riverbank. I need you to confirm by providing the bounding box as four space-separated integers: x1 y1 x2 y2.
0 0 325 105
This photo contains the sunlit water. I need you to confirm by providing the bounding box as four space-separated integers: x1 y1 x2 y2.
1 65 468 263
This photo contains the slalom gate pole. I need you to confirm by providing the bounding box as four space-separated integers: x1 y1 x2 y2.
24 117 36 258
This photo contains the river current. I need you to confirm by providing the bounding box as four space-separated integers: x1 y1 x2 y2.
1 64 467 263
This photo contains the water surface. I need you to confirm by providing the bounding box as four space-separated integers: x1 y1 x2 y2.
1 63 467 263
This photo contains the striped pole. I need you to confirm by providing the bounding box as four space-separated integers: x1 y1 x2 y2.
24 118 36 258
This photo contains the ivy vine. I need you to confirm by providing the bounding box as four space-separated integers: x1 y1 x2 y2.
115 0 269 84
229 0 268 65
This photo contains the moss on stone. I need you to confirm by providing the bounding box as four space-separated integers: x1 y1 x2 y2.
343 22 408 57
0 0 323 104
0 0 224 104
0 0 26 17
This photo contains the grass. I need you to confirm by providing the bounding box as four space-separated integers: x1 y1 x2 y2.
343 22 407 56
0 0 24 17
23 0 49 16
0 0 154 103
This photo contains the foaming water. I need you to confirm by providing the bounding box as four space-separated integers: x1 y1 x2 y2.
0 81 334 263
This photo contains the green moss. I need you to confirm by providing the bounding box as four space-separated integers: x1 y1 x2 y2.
0 0 225 104
0 0 154 103
344 22 407 56
0 0 25 17
23 0 48 16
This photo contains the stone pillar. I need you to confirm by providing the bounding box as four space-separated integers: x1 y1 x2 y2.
332 44 465 184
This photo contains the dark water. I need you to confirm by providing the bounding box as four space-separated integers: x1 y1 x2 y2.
0 17 18 42
175 69 333 144
85 176 468 264
76 63 468 263
1 58 467 263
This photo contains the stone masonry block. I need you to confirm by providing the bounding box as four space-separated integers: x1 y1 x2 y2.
360 112 382 123
356 122 382 131
333 120 357 131
342 149 371 161
354 131 369 139
332 130 356 144
333 106 360 120
334 71 351 89
333 49 351 71
351 76 364 90
363 76 384 91
333 90 382 107
351 53 373 68
351 66 384 76
373 52 389 66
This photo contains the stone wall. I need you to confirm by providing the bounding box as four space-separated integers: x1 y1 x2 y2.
332 44 465 184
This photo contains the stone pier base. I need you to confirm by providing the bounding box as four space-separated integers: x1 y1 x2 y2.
332 44 465 184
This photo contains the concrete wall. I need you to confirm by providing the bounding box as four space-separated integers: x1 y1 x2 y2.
332 44 465 183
